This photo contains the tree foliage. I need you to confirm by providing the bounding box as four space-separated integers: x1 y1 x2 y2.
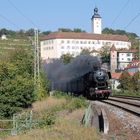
102 28 138 38
102 28 139 49
80 49 91 55
36 70 49 100
131 71 140 91
60 53 74 64
58 28 86 33
118 71 133 91
99 46 110 63
0 49 35 118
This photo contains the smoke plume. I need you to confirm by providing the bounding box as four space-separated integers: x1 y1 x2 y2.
43 55 100 90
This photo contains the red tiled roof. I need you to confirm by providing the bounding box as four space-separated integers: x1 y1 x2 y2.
41 32 130 42
117 49 138 53
111 72 135 79
111 73 122 79
125 60 140 69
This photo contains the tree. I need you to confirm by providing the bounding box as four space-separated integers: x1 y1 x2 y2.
102 28 139 49
58 28 86 33
131 72 140 92
35 69 49 100
60 53 74 64
0 48 35 118
80 49 91 55
100 46 110 63
73 28 85 33
42 31 52 35
58 28 72 32
0 62 34 118
9 48 34 76
100 46 110 57
119 71 133 90
0 28 9 36
26 28 34 36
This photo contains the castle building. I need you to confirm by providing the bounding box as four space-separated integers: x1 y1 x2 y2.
40 7 131 61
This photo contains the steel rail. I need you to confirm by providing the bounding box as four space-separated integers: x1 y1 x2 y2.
112 95 140 101
100 100 140 117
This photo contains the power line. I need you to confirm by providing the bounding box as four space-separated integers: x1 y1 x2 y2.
111 0 130 27
0 13 20 29
124 12 140 29
7 0 38 28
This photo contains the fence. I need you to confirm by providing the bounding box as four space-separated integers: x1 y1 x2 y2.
0 110 33 136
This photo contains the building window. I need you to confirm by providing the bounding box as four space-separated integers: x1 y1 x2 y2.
61 46 64 49
84 41 87 44
67 40 70 43
127 53 131 56
127 58 131 61
76 41 79 44
67 46 70 49
72 40 75 44
61 40 64 43
98 41 100 44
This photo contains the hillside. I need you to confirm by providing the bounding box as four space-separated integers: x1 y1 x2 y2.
0 37 33 60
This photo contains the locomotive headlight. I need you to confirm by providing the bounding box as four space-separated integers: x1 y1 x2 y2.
108 87 111 89
95 87 98 90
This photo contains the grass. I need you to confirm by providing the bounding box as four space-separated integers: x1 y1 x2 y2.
0 38 32 60
5 113 99 140
32 96 67 113
112 90 140 97
2 93 99 140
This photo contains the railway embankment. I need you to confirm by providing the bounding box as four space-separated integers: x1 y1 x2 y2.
95 100 140 140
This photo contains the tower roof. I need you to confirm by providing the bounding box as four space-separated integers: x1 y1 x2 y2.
91 7 101 19
110 45 116 51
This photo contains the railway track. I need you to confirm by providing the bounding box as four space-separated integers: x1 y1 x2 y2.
112 95 140 101
101 97 140 117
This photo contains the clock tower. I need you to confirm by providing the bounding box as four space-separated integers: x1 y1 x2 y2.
91 7 102 34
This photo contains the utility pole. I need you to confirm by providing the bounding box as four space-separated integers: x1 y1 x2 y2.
34 29 40 87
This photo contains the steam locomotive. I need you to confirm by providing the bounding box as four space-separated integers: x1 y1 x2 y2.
52 68 112 100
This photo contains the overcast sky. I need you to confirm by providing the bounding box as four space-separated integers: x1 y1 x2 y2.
0 0 140 36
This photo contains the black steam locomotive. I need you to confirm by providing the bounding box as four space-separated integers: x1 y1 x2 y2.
52 68 112 99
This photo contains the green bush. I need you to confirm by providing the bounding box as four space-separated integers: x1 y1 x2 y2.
65 97 88 111
36 112 56 128
112 90 140 97
53 90 70 98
